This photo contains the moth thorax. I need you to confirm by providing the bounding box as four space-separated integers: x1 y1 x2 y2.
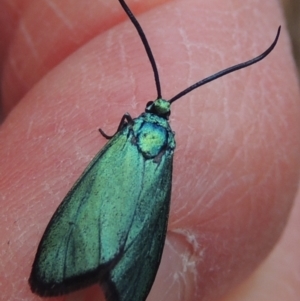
136 122 168 159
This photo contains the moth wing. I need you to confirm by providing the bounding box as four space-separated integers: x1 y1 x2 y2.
29 129 147 296
102 151 173 301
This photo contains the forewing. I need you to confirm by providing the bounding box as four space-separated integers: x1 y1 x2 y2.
102 150 173 301
29 129 146 296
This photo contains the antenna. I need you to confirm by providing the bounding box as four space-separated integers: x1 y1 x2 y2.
119 0 162 99
119 0 280 106
168 26 281 103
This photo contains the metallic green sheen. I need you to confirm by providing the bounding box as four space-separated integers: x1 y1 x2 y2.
29 111 176 301
151 98 170 115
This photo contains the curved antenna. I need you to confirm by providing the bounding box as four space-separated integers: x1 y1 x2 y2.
119 0 162 99
169 26 281 104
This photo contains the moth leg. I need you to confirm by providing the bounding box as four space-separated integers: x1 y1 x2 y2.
99 113 134 139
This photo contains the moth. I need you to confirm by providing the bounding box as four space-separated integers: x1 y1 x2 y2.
29 0 280 300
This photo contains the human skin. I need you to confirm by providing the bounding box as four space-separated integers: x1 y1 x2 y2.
0 0 299 301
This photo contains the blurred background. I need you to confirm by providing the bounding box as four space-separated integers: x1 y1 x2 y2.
282 0 300 74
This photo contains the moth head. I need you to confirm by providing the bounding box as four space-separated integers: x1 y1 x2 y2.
145 99 171 119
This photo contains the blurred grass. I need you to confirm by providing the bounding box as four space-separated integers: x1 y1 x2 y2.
281 0 300 76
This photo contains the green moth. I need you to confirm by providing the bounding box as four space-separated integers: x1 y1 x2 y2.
29 0 280 300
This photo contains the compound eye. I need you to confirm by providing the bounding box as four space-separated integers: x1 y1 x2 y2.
145 101 154 113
